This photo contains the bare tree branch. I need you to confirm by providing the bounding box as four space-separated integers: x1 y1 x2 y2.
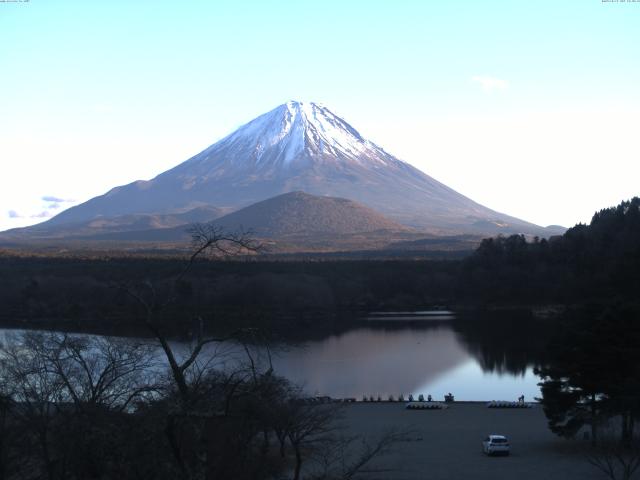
586 423 640 480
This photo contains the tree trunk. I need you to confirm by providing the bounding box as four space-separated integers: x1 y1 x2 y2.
292 444 302 480
590 394 598 447
40 433 55 480
165 415 190 480
148 321 189 401
621 411 633 447
261 430 269 455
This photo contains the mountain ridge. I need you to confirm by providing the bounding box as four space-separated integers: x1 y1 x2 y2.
12 101 564 238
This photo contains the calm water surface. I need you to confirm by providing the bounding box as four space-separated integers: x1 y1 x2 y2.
0 321 541 402
266 326 540 401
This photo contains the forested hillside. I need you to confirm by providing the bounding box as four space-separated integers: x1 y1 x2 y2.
462 197 640 304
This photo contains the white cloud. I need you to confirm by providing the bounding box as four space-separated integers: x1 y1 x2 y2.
8 209 53 220
1 195 74 230
471 75 509 92
41 195 74 203
41 195 74 211
31 211 52 219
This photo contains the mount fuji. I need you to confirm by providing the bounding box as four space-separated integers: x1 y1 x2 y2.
10 101 561 241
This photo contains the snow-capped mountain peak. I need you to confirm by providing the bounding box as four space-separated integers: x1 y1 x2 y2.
37 100 555 238
195 101 389 171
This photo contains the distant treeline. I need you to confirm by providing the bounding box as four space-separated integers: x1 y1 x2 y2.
462 197 640 305
0 255 460 332
1 197 639 332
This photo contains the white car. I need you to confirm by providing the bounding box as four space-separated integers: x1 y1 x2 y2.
482 435 510 456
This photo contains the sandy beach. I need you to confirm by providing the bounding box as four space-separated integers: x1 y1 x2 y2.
335 402 600 480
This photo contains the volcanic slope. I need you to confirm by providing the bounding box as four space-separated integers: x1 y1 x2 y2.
213 191 411 237
59 192 412 242
1 206 224 241
17 101 562 236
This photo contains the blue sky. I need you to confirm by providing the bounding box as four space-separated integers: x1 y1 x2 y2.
1 0 639 231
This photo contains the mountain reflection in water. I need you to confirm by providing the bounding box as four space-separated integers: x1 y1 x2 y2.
266 321 543 400
270 326 467 399
0 316 546 401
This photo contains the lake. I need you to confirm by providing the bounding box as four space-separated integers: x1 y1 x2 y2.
0 314 543 402
264 324 541 401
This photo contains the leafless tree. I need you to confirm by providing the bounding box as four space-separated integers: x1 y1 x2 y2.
283 403 343 480
0 332 70 480
120 224 260 404
309 429 410 480
587 423 640 480
28 332 157 411
0 331 160 480
115 224 266 480
0 392 15 480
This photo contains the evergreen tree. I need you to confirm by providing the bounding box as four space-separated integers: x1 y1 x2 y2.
537 305 640 444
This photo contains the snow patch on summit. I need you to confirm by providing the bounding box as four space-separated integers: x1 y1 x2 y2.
210 101 391 169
